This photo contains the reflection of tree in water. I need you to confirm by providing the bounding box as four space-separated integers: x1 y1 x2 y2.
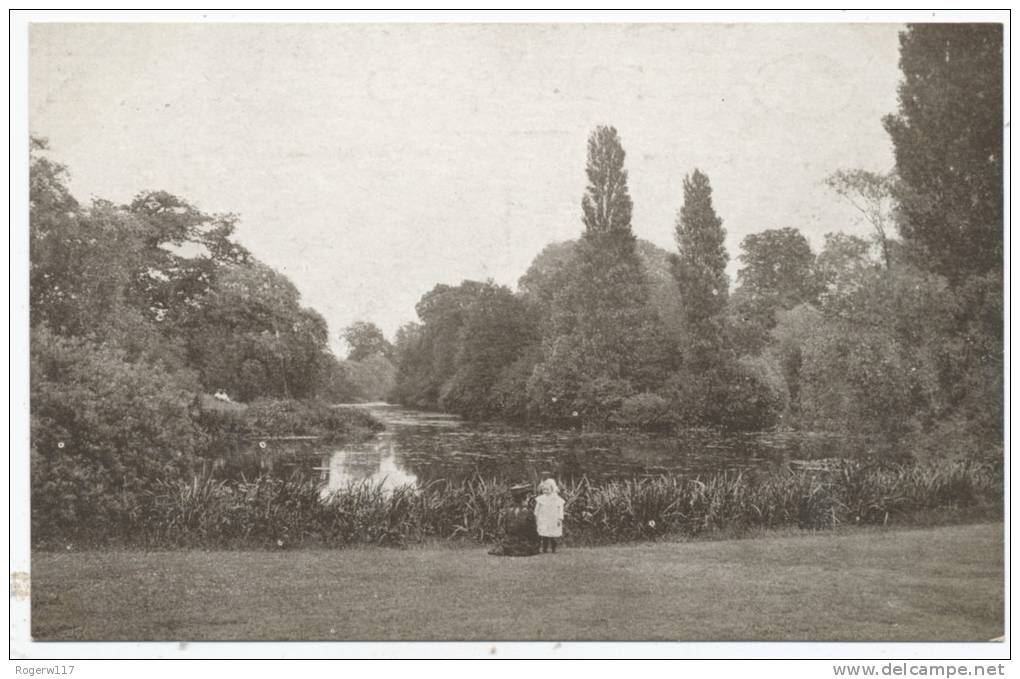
324 435 418 493
214 405 879 488
373 407 868 483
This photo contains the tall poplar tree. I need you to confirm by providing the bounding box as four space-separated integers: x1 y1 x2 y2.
672 169 729 327
882 23 1003 440
532 126 669 421
883 23 1003 282
581 125 634 242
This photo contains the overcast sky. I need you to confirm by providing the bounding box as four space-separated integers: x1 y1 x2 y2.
30 23 904 355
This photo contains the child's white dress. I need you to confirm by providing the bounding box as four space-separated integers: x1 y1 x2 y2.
534 493 565 538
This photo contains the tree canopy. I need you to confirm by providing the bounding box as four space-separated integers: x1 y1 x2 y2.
342 321 393 361
883 23 1003 282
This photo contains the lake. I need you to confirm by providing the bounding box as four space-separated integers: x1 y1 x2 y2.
214 404 879 491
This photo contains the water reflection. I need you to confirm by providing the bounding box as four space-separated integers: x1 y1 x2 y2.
216 404 875 492
321 438 418 495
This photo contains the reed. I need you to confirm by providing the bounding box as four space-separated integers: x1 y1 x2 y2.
41 459 1001 550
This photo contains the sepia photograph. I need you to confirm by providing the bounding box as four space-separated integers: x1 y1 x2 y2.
11 10 1007 658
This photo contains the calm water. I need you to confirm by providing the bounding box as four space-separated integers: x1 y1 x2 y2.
214 404 878 491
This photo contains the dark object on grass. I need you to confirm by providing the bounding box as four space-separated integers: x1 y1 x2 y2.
489 485 540 557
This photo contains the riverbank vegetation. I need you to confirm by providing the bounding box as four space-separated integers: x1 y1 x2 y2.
196 398 382 443
29 24 1002 549
28 142 382 545
34 458 1001 550
388 25 1002 466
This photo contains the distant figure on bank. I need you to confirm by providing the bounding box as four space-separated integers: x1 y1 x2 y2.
214 389 232 403
534 477 565 553
488 483 540 557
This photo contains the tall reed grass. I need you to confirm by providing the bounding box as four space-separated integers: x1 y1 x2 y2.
41 460 1001 550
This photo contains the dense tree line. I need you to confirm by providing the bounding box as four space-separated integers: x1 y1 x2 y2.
29 140 378 533
391 24 1003 460
29 143 356 402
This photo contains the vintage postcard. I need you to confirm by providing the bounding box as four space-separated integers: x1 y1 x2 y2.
10 10 1008 666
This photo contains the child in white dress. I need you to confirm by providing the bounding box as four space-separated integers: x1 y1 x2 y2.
534 477 565 553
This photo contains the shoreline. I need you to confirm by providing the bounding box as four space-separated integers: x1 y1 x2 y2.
33 458 1002 551
33 513 1001 554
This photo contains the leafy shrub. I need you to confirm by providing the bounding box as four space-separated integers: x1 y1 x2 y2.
665 358 786 431
798 324 935 437
900 414 1005 465
197 398 382 442
487 350 542 421
610 392 672 429
30 327 205 544
733 355 789 427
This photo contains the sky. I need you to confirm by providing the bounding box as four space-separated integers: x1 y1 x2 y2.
29 22 904 356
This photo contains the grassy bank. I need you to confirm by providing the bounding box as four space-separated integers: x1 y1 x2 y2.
39 458 1000 550
30 522 1004 641
197 397 383 443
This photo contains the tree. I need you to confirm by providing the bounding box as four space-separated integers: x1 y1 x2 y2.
124 190 250 330
560 125 649 356
390 322 429 407
187 260 331 400
440 283 539 417
29 141 368 545
814 232 881 314
341 321 393 361
337 322 397 401
531 126 670 422
824 169 898 270
662 354 787 431
733 227 819 331
343 353 398 402
883 23 1003 282
517 240 577 334
581 125 633 241
31 143 131 338
389 281 489 408
798 321 933 438
30 138 260 375
672 169 729 326
315 355 362 404
769 303 824 414
518 238 685 340
878 24 1004 455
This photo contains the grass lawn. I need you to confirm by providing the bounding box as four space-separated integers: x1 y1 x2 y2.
31 523 1003 641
